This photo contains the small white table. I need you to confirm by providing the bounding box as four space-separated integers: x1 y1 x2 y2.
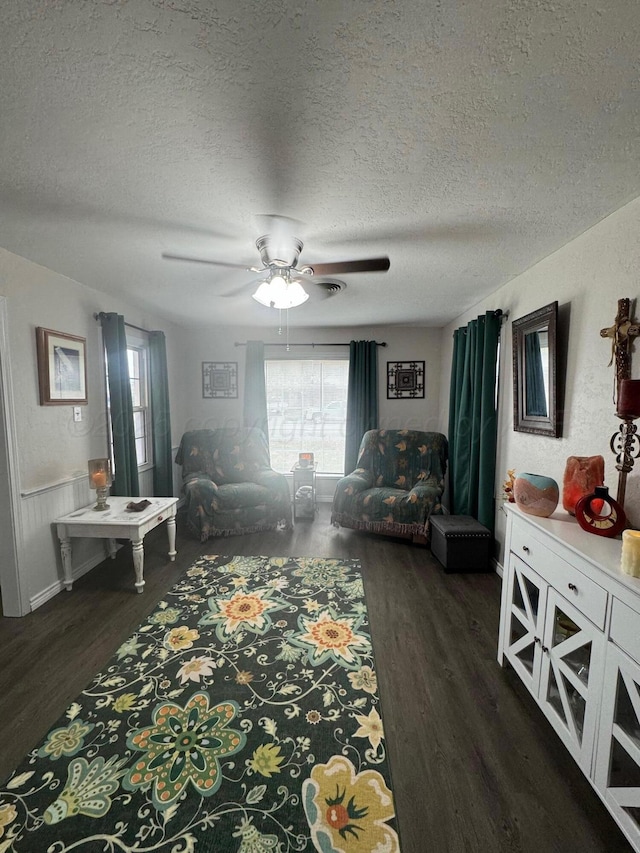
55 496 178 593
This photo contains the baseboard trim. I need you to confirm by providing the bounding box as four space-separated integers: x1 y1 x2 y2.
29 545 122 612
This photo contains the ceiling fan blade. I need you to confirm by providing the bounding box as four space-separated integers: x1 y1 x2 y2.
218 276 267 298
162 252 259 272
302 256 390 276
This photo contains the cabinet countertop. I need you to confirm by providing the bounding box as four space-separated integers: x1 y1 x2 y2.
505 503 640 600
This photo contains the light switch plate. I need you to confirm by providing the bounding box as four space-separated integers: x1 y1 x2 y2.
73 407 82 422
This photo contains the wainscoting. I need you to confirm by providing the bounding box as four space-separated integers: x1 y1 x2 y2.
16 453 181 613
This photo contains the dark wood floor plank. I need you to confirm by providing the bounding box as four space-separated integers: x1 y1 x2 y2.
0 506 632 852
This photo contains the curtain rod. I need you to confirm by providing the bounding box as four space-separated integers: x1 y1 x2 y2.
94 312 149 334
235 341 387 348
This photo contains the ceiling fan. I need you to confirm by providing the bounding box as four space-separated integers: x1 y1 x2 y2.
162 231 390 309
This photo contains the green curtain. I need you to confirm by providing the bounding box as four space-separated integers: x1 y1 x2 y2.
149 331 173 496
448 310 501 531
243 340 269 446
100 312 139 497
525 331 548 417
344 340 379 474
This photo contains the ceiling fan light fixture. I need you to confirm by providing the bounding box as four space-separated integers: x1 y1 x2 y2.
252 273 309 309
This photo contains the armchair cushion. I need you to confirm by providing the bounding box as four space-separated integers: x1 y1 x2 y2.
331 429 448 543
175 428 292 541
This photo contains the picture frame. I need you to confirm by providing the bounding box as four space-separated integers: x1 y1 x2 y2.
387 360 425 399
202 361 238 398
36 327 88 406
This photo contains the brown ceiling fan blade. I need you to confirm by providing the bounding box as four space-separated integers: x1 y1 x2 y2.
302 256 390 276
162 252 259 271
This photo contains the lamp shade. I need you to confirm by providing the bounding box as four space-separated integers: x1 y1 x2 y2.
252 274 309 309
617 379 640 419
88 457 112 489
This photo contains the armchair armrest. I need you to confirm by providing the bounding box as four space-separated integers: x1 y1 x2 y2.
408 480 443 501
332 469 376 514
339 468 376 492
252 468 290 492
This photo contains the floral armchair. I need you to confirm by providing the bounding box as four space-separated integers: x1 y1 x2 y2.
175 428 292 541
331 429 448 544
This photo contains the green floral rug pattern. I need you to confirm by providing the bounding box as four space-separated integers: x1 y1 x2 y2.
0 555 400 852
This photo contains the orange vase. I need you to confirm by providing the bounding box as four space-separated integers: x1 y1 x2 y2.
562 455 605 516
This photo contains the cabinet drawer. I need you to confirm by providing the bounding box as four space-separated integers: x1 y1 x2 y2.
610 598 640 664
510 518 607 628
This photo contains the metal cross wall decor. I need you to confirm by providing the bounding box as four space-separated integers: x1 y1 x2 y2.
601 298 640 507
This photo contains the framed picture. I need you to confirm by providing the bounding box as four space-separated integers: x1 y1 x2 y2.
36 327 88 405
202 361 238 398
387 361 425 399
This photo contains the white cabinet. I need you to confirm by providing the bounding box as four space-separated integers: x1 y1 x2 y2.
499 505 640 851
595 602 640 848
502 548 605 773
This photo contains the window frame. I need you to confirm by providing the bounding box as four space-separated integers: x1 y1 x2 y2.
264 355 349 476
105 327 153 473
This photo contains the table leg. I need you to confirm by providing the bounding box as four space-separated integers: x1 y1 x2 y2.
132 538 145 593
167 514 177 562
59 536 73 591
107 538 118 560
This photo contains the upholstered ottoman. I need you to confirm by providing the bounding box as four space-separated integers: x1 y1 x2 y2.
429 514 492 572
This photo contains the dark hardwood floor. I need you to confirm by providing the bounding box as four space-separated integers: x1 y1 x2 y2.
0 505 632 852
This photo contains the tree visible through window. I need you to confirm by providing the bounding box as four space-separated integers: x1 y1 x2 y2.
265 359 348 474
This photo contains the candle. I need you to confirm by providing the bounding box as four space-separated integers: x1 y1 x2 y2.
91 471 107 488
617 379 640 419
621 529 640 577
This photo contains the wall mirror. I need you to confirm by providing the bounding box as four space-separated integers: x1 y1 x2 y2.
512 301 560 437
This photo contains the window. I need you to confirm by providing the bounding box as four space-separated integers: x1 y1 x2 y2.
105 328 152 470
127 343 152 467
265 359 349 474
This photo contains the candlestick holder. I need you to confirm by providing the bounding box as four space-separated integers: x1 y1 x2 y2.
88 458 112 511
611 379 640 508
610 418 640 507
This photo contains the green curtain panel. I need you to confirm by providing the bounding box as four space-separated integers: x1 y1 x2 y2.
100 312 139 497
344 340 379 474
243 340 269 447
448 310 501 531
149 330 173 496
524 331 548 417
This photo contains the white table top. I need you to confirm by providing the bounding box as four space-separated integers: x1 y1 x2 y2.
55 496 177 527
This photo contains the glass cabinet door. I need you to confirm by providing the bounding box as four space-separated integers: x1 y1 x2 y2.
538 588 604 773
504 555 546 695
595 643 640 848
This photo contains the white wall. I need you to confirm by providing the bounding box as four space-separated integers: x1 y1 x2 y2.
0 248 188 610
178 323 442 435
439 196 640 566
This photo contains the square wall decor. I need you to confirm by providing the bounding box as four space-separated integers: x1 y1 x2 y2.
202 361 238 398
387 361 425 399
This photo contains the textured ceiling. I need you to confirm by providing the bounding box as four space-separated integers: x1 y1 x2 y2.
1 0 639 328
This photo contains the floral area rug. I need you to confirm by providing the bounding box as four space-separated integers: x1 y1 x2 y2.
0 555 401 852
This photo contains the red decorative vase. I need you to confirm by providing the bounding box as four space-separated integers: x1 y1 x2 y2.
574 486 626 538
562 455 605 515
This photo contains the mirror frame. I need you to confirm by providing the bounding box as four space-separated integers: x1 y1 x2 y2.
512 301 560 437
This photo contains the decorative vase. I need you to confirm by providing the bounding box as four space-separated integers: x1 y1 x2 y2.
574 485 627 538
562 455 605 515
513 473 559 518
